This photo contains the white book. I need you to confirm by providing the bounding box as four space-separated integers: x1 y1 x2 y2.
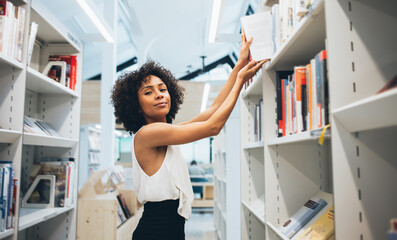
15 6 25 62
240 11 274 61
310 58 318 129
27 21 38 66
272 4 281 53
7 4 15 58
0 1 13 55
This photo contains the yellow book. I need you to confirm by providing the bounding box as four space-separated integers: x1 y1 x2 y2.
297 205 335 240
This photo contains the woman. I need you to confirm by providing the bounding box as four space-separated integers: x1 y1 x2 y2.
111 31 268 240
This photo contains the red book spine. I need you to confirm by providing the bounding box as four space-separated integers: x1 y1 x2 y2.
281 79 286 136
70 55 77 90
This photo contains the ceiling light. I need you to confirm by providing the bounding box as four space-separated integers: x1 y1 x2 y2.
76 0 114 42
208 0 224 43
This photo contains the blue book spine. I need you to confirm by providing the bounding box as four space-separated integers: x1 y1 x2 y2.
0 168 3 232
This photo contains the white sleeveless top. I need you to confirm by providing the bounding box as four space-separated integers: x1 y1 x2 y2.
131 134 194 220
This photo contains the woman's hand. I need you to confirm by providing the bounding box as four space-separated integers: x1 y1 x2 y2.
236 28 253 67
237 59 270 85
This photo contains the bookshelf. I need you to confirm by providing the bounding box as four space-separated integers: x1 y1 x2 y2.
213 104 241 240
78 125 101 190
0 0 83 239
240 0 397 239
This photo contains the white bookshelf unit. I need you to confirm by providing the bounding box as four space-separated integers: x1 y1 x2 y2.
0 0 83 239
240 0 396 239
78 125 101 190
213 104 241 240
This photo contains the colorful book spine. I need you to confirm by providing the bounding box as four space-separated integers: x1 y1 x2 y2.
294 66 307 133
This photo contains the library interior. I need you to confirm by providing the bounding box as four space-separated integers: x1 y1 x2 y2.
0 0 396 239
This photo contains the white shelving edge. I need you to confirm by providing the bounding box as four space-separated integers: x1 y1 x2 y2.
23 133 78 148
241 200 266 227
0 129 22 143
19 206 75 231
332 88 397 132
0 53 24 70
266 0 325 70
26 67 78 97
243 141 264 150
0 228 15 239
267 128 331 146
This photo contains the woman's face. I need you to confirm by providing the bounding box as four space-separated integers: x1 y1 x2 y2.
138 75 171 124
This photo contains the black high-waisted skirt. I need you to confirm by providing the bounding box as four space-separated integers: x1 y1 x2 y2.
132 199 185 240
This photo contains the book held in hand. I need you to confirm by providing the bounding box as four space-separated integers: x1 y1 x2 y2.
240 11 274 62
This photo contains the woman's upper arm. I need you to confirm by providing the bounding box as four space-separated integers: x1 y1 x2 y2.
136 121 217 148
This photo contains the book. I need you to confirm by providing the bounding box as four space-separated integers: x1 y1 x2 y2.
117 193 132 219
297 205 335 240
27 21 38 65
48 55 78 90
115 202 126 227
0 1 13 55
14 6 25 62
240 11 274 61
280 197 327 238
310 58 318 129
23 116 61 137
294 66 307 133
377 75 397 94
0 161 12 231
306 63 312 131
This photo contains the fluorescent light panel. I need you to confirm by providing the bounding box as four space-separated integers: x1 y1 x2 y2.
208 0 223 43
76 0 114 42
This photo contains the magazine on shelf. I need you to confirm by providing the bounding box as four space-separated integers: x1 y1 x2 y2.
24 116 61 137
280 196 327 238
297 205 334 240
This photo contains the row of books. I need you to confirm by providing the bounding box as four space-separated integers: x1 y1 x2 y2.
24 116 61 138
276 50 329 137
277 0 316 48
24 158 75 208
0 0 25 62
116 193 133 227
0 161 17 232
279 193 334 239
240 0 318 63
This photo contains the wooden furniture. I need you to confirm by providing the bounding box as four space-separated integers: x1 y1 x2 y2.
191 182 214 208
77 170 141 240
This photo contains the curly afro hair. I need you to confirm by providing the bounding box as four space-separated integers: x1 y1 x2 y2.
111 60 185 135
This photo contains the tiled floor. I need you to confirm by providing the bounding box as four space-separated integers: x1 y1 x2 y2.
185 209 218 240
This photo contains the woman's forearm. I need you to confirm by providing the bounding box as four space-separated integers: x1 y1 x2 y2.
210 62 245 110
207 78 244 135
